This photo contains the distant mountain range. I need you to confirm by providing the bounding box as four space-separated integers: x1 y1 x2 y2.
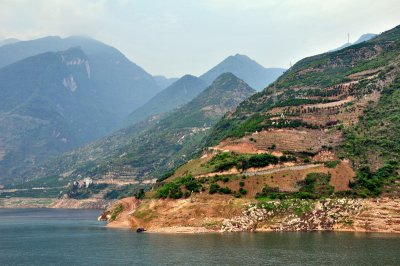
17 73 255 194
0 37 163 182
124 54 285 126
0 35 283 183
331 33 377 51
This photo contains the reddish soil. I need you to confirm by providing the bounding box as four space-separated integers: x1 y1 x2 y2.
218 128 342 153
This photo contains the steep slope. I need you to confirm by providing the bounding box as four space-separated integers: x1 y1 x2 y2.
0 36 161 116
9 73 255 198
200 54 285 90
0 47 118 182
124 75 207 125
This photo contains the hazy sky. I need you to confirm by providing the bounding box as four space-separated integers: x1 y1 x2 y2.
0 0 399 77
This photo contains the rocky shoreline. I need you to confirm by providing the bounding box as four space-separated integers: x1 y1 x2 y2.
103 196 400 234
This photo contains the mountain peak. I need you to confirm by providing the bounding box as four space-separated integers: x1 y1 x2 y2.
200 55 285 90
212 72 243 85
180 74 198 80
231 53 251 60
199 72 255 101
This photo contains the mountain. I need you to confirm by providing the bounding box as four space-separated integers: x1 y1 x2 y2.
124 75 207 125
200 54 285 90
0 36 161 115
125 55 283 127
331 33 377 51
153 75 179 90
104 25 400 233
0 37 165 182
0 38 19 47
9 73 255 198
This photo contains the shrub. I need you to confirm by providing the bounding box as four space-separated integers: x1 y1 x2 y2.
220 187 232 194
324 160 340 168
239 187 247 195
209 183 220 194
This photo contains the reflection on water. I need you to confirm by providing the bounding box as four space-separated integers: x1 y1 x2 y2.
0 208 399 266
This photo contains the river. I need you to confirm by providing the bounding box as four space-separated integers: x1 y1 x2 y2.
0 208 399 265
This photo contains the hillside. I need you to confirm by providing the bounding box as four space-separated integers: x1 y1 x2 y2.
102 24 400 233
4 73 255 199
124 75 207 126
200 54 285 90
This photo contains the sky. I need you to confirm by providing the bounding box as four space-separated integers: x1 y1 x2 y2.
0 0 399 77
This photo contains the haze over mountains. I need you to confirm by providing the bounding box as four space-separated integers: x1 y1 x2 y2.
125 54 285 126
0 36 166 181
0 35 284 183
22 73 255 195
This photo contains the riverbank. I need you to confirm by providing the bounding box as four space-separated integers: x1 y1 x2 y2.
0 197 113 209
104 195 400 234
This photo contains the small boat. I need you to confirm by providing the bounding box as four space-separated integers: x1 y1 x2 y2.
136 227 146 233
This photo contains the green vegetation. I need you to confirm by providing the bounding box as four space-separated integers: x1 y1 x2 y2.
349 161 399 197
110 204 124 221
104 184 149 200
339 78 400 196
296 173 334 199
209 183 220 194
324 160 341 168
341 79 400 167
207 152 296 172
239 187 247 195
156 175 203 199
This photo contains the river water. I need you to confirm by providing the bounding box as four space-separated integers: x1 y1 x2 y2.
0 208 399 265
